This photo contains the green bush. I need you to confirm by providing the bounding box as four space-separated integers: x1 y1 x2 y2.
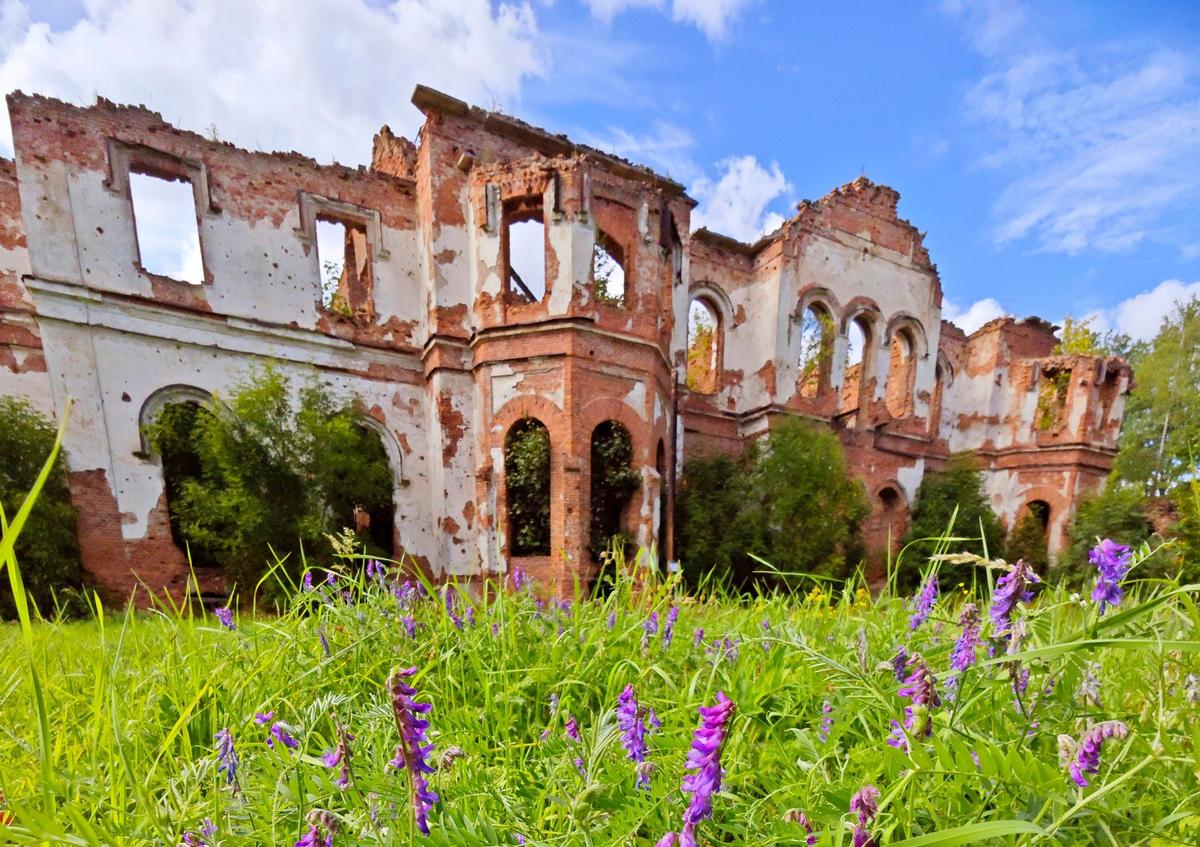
0 397 83 618
901 453 1004 585
144 366 393 593
677 417 869 589
504 417 551 557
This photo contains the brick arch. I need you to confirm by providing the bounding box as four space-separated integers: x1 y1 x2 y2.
884 313 928 360
686 282 731 394
839 298 884 414
883 314 927 420
838 296 884 336
792 283 842 322
136 383 213 456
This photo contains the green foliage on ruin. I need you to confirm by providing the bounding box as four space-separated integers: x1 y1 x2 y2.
677 416 869 589
0 397 83 618
588 421 641 561
143 365 393 593
504 417 552 557
902 453 1004 572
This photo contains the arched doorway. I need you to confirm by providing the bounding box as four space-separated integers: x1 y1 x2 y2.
505 417 552 557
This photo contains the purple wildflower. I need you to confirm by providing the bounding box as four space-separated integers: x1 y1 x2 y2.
888 654 940 749
388 667 439 835
201 819 217 840
616 685 650 788
294 826 328 847
402 616 416 638
325 571 337 586
663 606 680 650
1067 721 1129 786
180 833 207 846
693 627 705 648
677 692 736 847
1090 539 1133 614
909 574 938 631
890 646 910 681
214 728 238 787
607 611 616 629
303 572 314 592
783 809 817 845
850 785 880 847
323 720 354 788
647 706 662 731
642 611 660 649
465 605 476 628
1077 662 1102 708
818 700 834 743
989 559 1040 636
655 836 677 847
573 756 586 776
214 606 235 631
318 625 331 658
511 566 526 592
491 622 500 636
565 714 581 742
947 604 981 696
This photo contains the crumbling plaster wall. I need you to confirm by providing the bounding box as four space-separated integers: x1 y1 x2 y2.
0 156 51 412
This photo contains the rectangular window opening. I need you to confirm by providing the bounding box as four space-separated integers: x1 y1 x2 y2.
504 201 546 304
129 170 203 284
316 215 372 317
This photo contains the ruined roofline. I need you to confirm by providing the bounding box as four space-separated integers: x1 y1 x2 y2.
410 84 695 202
4 91 417 190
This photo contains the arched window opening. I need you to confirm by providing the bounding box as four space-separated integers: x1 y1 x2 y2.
655 439 667 560
589 421 640 562
928 362 946 437
505 417 551 556
798 304 835 399
336 425 395 558
592 230 626 306
504 197 547 304
147 400 212 558
885 328 916 419
1006 499 1051 569
686 298 721 394
841 315 872 413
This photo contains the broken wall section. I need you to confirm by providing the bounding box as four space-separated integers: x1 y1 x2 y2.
0 156 50 413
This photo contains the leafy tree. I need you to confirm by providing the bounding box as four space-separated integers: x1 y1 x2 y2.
505 418 551 557
902 453 1004 571
677 417 869 589
686 308 717 393
1113 297 1200 495
0 398 84 617
1060 484 1153 585
588 421 641 560
1055 315 1142 359
144 366 393 591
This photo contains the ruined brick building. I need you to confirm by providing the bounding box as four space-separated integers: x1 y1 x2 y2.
0 86 1132 599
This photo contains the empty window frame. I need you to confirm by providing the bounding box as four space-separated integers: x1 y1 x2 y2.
592 230 627 306
686 297 721 394
884 328 917 419
316 215 373 317
798 304 835 399
841 315 873 412
128 169 203 284
504 198 547 304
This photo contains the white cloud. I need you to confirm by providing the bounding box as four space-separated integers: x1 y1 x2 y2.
0 0 545 165
690 155 790 242
1088 279 1200 341
582 0 755 41
583 120 698 182
944 2 1200 255
943 297 1008 334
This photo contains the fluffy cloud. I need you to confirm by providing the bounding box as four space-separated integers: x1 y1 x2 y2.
690 155 791 242
942 297 1008 334
583 120 698 183
582 0 755 41
943 1 1200 255
1087 279 1200 341
0 0 545 165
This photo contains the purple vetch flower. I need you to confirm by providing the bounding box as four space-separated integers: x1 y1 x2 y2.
850 785 880 847
200 819 217 840
655 835 677 847
989 559 1040 636
573 756 586 776
295 811 336 847
947 604 981 696
1066 721 1129 786
549 692 560 716
565 714 581 742
256 712 300 751
214 728 239 788
662 606 680 650
647 706 662 731
616 685 650 787
402 616 416 638
323 720 354 788
514 835 526 846
909 574 938 631
318 625 331 658
890 646 910 682
179 833 207 846
394 580 422 608
366 559 385 582
214 606 235 631
693 627 705 648
388 667 439 834
606 611 617 629
294 826 328 847
642 611 660 649
888 655 940 750
465 605 477 628
1077 662 1102 708
818 700 834 743
677 692 736 847
970 749 981 770
783 809 817 845
510 566 527 592
303 572 314 592
1090 539 1133 614
491 622 500 636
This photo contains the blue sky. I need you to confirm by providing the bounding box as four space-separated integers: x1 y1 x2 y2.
3 0 1198 337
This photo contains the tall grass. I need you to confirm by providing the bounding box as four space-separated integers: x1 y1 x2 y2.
1 431 1198 844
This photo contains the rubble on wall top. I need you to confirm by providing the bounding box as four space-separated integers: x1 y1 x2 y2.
410 84 693 199
5 91 417 189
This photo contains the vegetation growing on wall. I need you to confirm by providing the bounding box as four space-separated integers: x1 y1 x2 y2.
677 417 868 589
0 398 84 618
504 418 552 557
1004 508 1050 572
143 366 393 592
